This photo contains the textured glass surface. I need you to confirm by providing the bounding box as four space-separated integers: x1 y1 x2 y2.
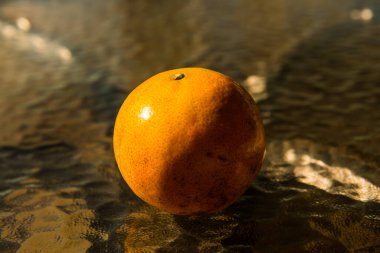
0 0 379 252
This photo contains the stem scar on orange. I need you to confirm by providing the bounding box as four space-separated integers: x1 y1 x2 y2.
113 68 265 215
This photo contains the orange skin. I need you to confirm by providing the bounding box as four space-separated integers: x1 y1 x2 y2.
113 68 265 215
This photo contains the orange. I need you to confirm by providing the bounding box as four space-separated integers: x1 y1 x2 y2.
113 68 265 215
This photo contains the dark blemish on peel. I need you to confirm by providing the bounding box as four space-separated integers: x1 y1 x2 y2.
217 155 228 162
206 151 214 158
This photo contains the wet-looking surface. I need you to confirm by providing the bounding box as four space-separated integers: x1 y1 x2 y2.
1 0 380 252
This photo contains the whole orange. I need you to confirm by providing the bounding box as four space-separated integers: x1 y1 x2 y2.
113 68 265 215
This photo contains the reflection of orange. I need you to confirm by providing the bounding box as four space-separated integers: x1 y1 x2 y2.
113 68 265 215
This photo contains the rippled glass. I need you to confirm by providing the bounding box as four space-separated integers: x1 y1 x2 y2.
0 0 379 252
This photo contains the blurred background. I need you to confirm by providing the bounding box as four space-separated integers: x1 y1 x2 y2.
0 0 380 252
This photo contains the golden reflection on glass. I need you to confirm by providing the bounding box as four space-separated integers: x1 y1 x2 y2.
138 106 153 121
16 17 31 32
242 74 268 102
244 75 266 94
58 47 72 63
350 8 374 22
1 23 16 38
32 36 46 51
0 19 73 64
284 148 296 163
292 153 380 203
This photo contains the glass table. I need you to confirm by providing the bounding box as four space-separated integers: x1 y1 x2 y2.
0 0 379 252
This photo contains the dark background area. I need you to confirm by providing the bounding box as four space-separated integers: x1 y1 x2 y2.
0 0 379 252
